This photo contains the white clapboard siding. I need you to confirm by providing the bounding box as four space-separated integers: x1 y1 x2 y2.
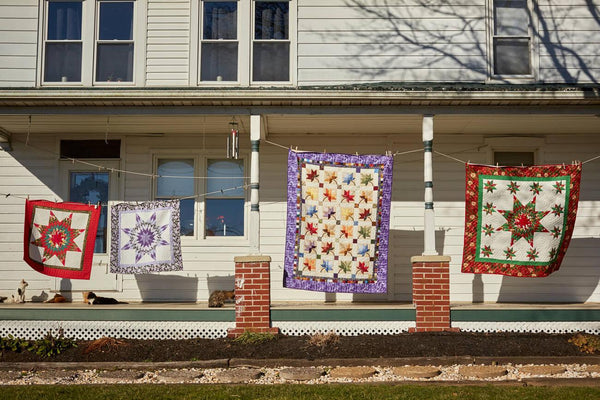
0 127 599 304
536 0 600 83
297 0 487 85
0 1 38 87
145 0 190 86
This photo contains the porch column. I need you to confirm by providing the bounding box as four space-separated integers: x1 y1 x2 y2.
422 114 438 256
228 255 279 337
249 115 261 254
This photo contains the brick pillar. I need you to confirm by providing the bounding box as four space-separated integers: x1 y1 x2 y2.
409 255 459 332
227 255 279 337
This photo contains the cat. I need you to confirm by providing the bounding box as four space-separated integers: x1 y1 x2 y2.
208 290 235 308
45 293 69 303
8 279 28 303
86 292 127 305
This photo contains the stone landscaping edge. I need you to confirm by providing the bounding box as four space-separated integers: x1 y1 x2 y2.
2 355 600 371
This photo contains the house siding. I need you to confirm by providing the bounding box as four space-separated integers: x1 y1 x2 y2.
536 0 600 83
0 1 38 87
297 0 488 85
145 0 191 86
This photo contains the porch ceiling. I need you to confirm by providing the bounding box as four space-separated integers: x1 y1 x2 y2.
0 113 598 137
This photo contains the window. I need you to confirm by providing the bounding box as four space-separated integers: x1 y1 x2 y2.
201 1 238 82
154 157 246 238
156 159 196 236
42 0 139 85
205 159 244 236
491 0 532 76
96 1 134 82
44 1 83 82
252 1 289 82
494 151 535 166
196 0 292 85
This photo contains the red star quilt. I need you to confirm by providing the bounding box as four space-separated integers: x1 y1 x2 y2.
462 163 582 277
24 200 101 280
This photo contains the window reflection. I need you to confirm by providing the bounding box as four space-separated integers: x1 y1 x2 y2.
69 172 109 253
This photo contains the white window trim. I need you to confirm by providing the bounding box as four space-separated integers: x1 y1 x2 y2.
190 0 296 87
38 0 147 87
486 0 538 83
485 136 545 165
152 152 250 246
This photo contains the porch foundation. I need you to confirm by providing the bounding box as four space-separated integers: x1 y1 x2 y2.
410 255 459 332
227 255 279 337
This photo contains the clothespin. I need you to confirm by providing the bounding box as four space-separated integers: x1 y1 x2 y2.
323 148 327 154
356 152 359 156
5 193 9 198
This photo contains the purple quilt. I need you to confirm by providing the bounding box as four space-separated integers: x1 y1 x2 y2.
284 151 393 293
110 200 183 274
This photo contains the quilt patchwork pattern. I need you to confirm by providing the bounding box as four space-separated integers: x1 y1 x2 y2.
110 200 183 274
24 199 100 280
462 163 582 277
284 151 393 293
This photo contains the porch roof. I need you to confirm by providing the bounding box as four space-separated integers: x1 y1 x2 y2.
0 84 599 110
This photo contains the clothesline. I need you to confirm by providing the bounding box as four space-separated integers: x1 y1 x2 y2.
13 137 250 180
0 184 251 205
264 138 423 157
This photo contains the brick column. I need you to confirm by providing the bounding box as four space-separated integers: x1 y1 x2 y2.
227 255 279 337
410 255 459 332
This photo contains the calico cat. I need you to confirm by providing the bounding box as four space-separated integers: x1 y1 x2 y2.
86 292 127 305
208 290 235 308
9 279 28 303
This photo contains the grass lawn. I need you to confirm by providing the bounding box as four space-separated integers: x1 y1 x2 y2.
1 384 600 400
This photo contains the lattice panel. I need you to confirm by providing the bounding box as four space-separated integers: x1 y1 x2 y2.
275 321 415 336
0 320 235 340
453 321 600 335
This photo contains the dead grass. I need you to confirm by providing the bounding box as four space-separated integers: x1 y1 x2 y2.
83 337 129 355
306 331 340 348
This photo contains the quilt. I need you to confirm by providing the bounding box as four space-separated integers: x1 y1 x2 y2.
462 163 582 277
110 200 183 274
284 151 393 293
24 199 100 280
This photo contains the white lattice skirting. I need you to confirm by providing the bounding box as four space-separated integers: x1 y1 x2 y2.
275 321 416 336
0 320 235 340
453 321 600 335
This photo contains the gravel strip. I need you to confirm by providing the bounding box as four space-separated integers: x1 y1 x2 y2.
0 364 599 385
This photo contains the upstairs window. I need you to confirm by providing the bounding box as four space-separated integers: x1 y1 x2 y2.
44 1 83 83
96 1 134 83
253 1 289 82
491 0 532 76
201 1 238 82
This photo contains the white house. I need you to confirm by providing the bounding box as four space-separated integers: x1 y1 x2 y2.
0 0 599 338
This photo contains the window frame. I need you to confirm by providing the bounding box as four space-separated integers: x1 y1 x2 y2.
486 137 545 165
38 0 146 87
93 0 136 85
191 0 296 87
152 152 249 243
487 0 538 82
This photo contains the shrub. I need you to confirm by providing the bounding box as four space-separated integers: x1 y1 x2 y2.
569 333 600 354
29 328 77 358
233 330 277 345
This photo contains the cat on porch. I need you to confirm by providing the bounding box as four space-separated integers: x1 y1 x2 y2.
208 290 235 307
7 279 28 303
85 292 128 305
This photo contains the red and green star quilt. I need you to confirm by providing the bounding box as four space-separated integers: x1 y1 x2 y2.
24 199 100 280
462 163 582 277
284 151 393 293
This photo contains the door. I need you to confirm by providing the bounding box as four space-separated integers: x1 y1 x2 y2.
55 160 121 292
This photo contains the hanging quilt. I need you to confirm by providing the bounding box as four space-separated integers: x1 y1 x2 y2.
462 163 582 277
284 151 393 293
24 199 100 280
110 200 183 274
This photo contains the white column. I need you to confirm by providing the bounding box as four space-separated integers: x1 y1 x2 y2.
249 115 261 254
423 114 438 256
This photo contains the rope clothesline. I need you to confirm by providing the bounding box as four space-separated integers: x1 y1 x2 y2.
1 183 251 205
12 137 250 180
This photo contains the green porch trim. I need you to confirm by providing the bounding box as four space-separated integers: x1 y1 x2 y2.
0 308 235 322
271 308 416 321
451 309 600 322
